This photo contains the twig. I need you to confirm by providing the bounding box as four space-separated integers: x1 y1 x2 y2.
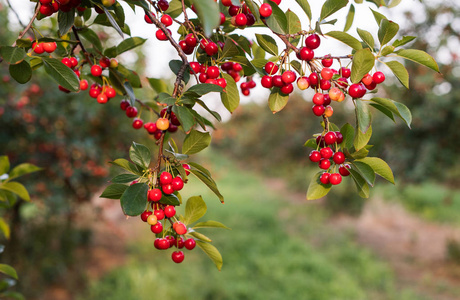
71 26 93 66
11 2 41 47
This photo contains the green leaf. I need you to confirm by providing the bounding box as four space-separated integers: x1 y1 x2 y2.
42 57 80 92
195 99 222 122
243 0 259 21
109 158 144 175
193 220 231 230
58 9 75 36
320 0 348 21
349 169 370 198
185 83 223 97
340 123 355 150
219 38 240 59
110 174 139 184
100 184 129 199
189 169 224 203
357 28 375 49
354 125 372 151
351 161 375 186
169 60 190 84
113 2 126 24
124 82 136 106
355 99 371 133
356 157 394 184
8 163 41 180
102 6 124 38
350 48 375 83
392 36 416 48
380 45 394 56
196 241 223 270
129 142 151 169
268 87 289 113
395 49 440 73
165 0 183 18
188 162 211 177
148 77 169 94
0 46 26 65
0 156 9 175
382 60 409 88
9 60 31 84
378 19 399 46
264 1 288 34
182 130 211 155
189 230 212 242
160 193 181 206
0 264 18 280
120 183 148 216
220 73 240 113
370 103 395 122
349 147 369 159
370 8 387 26
15 38 32 48
343 4 355 32
325 31 362 51
286 10 302 44
117 37 146 55
0 218 10 239
295 0 312 22
184 196 207 225
0 182 29 201
193 0 220 36
78 28 103 51
304 138 317 148
307 172 331 200
172 105 195 132
370 97 412 127
255 34 278 56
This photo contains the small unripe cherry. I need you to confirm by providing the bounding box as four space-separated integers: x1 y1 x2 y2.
329 173 342 185
91 65 102 77
309 150 321 163
156 118 170 131
324 105 333 117
333 152 346 164
320 172 331 184
373 71 385 84
297 76 310 90
110 59 118 68
329 87 342 101
147 214 158 225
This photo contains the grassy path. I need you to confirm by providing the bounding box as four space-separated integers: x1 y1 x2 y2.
79 151 423 300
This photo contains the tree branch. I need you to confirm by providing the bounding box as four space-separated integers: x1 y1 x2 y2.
71 26 93 66
12 2 41 47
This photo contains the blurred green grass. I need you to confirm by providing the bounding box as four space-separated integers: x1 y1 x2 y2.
79 150 423 300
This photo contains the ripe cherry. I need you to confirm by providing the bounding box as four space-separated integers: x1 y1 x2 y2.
105 87 116 98
172 251 185 263
361 73 373 86
312 93 325 105
184 238 196 250
182 164 191 175
322 57 333 67
80 79 88 90
320 172 330 184
309 72 319 87
70 57 78 68
235 13 247 26
321 68 334 81
205 42 218 56
125 106 138 118
132 118 143 129
373 71 385 84
259 3 272 17
319 158 331 170
160 14 173 27
320 147 333 159
144 14 153 24
348 83 366 98
206 66 220 79
228 5 240 16
43 42 57 53
272 75 283 88
324 132 337 145
32 42 45 54
176 237 185 249
216 78 227 88
154 209 165 220
164 205 176 218
158 0 169 10
91 65 102 77
335 132 343 144
148 188 162 202
305 34 321 49
97 93 108 104
309 150 321 163
280 84 293 94
333 152 345 164
162 184 174 195
340 67 351 78
299 47 314 61
264 61 278 75
174 222 187 235
329 173 342 185
281 71 296 84
160 171 173 185
141 210 152 222
151 222 163 234
312 105 325 116
120 100 130 110
61 57 72 68
339 164 351 176
99 57 110 68
172 177 184 191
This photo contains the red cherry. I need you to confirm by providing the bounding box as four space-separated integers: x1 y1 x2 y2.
99 57 110 68
324 132 337 145
220 12 226 25
272 75 284 88
264 62 278 75
333 151 345 164
340 67 351 78
105 87 116 98
335 132 343 144
320 147 333 159
70 57 78 68
157 238 170 250
216 78 227 88
261 75 273 88
319 158 331 170
61 57 72 68
312 93 325 105
32 42 45 54
373 71 385 84
171 251 185 263
158 0 169 11
320 172 330 184
205 42 218 56
125 106 138 118
148 188 162 202
120 100 130 110
312 105 325 116
91 65 102 77
323 94 331 106
270 0 281 4
156 29 168 41
305 34 321 49
141 210 152 222
80 79 88 90
182 164 191 175
154 209 165 220
348 83 366 98
159 171 173 185
189 62 201 74
151 222 163 234
320 79 331 90
235 13 247 26
132 118 143 129
329 173 342 185
232 63 243 72
309 72 319 87
174 222 187 235
172 177 184 191
184 238 196 250
339 164 351 176
97 93 108 104
321 68 334 81
259 3 272 18
206 66 220 79
228 5 240 16
280 84 293 94
162 184 174 195
281 70 296 84
322 57 333 67
144 14 153 24
309 150 321 163
160 14 173 26
299 47 314 60
185 34 197 47
43 42 57 53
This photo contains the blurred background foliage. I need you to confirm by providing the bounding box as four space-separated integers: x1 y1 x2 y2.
0 1 459 299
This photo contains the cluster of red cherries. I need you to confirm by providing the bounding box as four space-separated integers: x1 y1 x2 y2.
139 168 196 263
309 131 351 186
38 0 86 16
